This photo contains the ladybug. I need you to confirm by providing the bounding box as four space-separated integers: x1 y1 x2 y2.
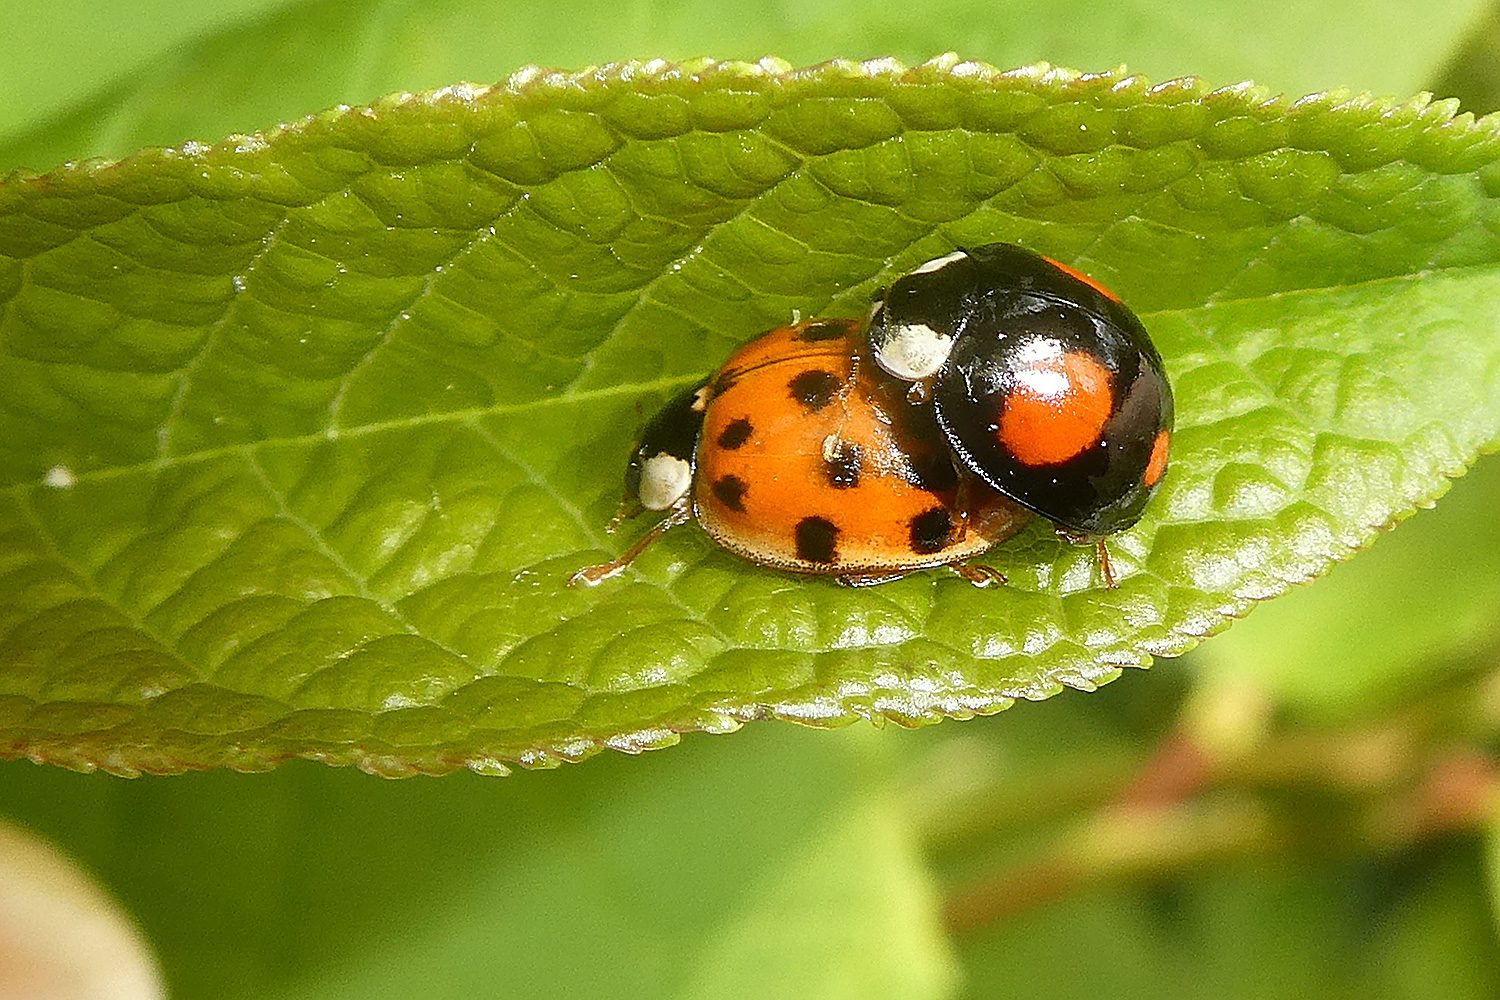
571 244 1172 589
865 243 1174 582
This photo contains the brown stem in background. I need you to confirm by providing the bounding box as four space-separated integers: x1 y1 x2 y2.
940 728 1500 936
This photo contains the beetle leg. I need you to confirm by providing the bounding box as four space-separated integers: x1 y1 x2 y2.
1096 538 1116 589
570 501 693 587
1052 526 1118 589
947 562 1006 587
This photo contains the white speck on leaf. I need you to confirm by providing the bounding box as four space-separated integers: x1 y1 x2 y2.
43 466 75 489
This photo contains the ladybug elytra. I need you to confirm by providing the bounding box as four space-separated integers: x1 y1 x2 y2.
572 244 1173 589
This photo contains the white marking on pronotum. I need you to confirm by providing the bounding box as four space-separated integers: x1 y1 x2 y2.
867 249 970 380
637 454 693 510
871 321 954 380
908 249 969 275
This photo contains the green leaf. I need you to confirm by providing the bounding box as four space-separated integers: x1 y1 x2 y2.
3 58 1500 775
680 793 957 1000
1433 2 1500 117
960 851 1500 999
2 0 1491 172
0 723 946 999
1195 452 1500 722
0 0 302 148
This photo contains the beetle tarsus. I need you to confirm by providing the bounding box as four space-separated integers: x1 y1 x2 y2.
570 503 692 587
1096 538 1116 589
948 562 1006 587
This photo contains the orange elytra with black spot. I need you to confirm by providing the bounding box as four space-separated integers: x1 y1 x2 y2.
693 319 1028 578
572 244 1172 589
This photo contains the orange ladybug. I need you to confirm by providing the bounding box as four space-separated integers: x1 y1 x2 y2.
571 244 1173 588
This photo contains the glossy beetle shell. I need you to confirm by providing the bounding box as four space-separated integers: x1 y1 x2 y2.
867 243 1173 535
692 318 1027 576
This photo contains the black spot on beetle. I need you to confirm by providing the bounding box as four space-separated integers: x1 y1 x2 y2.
797 320 850 342
712 475 748 512
909 507 953 554
824 441 862 489
795 516 839 564
717 418 753 450
788 369 841 411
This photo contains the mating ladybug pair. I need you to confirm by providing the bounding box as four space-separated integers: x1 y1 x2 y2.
572 243 1173 589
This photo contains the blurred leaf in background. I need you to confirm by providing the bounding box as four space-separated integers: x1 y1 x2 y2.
0 0 1493 170
1 724 957 1000
1434 1 1500 114
4 1 1500 999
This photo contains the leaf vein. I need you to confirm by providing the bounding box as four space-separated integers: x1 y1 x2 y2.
10 489 200 680
242 450 472 664
156 214 291 457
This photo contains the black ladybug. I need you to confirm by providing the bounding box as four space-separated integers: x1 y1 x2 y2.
866 243 1173 577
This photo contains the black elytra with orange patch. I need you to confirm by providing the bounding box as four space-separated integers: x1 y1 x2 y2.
571 245 1173 588
867 244 1173 536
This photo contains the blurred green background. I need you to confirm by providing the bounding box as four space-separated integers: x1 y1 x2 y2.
4 1 1500 997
